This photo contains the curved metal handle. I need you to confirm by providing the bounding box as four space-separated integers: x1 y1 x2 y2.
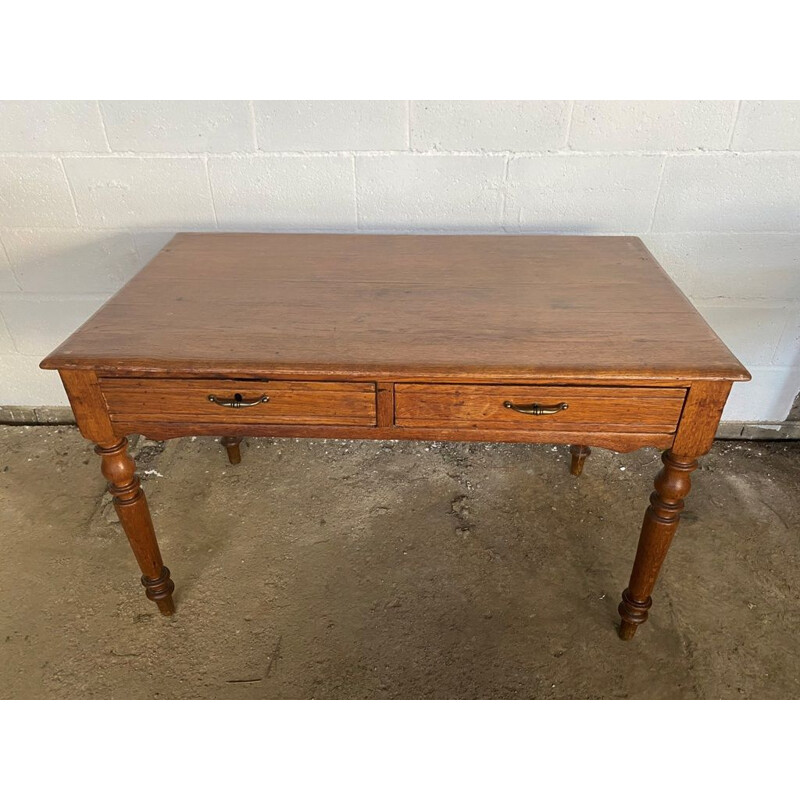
503 400 569 416
208 393 269 408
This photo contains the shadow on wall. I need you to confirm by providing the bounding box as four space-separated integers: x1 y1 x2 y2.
788 389 800 421
710 310 800 426
784 335 800 421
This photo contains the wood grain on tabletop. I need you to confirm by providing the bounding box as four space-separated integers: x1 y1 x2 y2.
40 234 749 383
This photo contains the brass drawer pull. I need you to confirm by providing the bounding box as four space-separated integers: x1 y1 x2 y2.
503 400 569 416
208 392 270 408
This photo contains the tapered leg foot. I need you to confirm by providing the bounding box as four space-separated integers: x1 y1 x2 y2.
618 619 637 641
221 436 243 465
618 590 652 640
618 449 697 640
142 567 176 616
569 444 591 476
95 438 175 614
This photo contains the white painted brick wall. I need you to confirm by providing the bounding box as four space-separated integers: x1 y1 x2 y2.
569 101 736 151
724 367 800 422
731 102 800 151
694 306 793 366
63 157 216 229
653 154 800 232
774 315 800 366
644 234 800 300
0 100 798 423
0 157 78 227
100 101 254 153
132 231 180 264
3 229 138 292
0 311 14 353
254 101 408 151
504 155 663 231
0 241 18 292
1 353 67 405
0 101 108 152
356 155 505 230
209 155 357 229
0 295 109 355
410 101 570 152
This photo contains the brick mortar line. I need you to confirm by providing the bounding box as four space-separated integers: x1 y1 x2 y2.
727 100 743 149
0 233 23 291
3 149 800 158
247 101 258 150
1 309 24 352
56 157 82 226
2 227 800 236
129 232 147 267
2 226 800 236
647 155 668 233
499 156 511 233
563 101 575 149
204 156 219 228
0 309 15 347
768 312 794 365
95 102 113 153
352 156 361 231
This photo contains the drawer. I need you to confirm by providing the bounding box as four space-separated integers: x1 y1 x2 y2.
394 384 686 432
100 378 377 426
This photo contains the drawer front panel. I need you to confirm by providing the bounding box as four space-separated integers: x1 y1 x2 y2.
394 384 686 432
101 378 377 426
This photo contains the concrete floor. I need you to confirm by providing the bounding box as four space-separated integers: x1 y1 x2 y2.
1 425 798 699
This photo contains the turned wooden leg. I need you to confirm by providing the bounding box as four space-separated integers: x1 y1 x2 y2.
618 449 697 640
221 436 243 465
569 444 591 476
95 438 175 615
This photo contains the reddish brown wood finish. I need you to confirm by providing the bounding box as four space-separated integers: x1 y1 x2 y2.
618 450 697 639
221 436 243 465
618 381 734 639
100 378 377 426
41 234 749 383
42 234 750 639
95 438 174 615
395 384 686 432
376 382 395 427
569 445 591 476
107 420 677 451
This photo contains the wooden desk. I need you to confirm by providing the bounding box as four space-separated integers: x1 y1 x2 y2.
41 234 749 640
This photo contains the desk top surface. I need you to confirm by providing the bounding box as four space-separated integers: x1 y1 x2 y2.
42 233 749 382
